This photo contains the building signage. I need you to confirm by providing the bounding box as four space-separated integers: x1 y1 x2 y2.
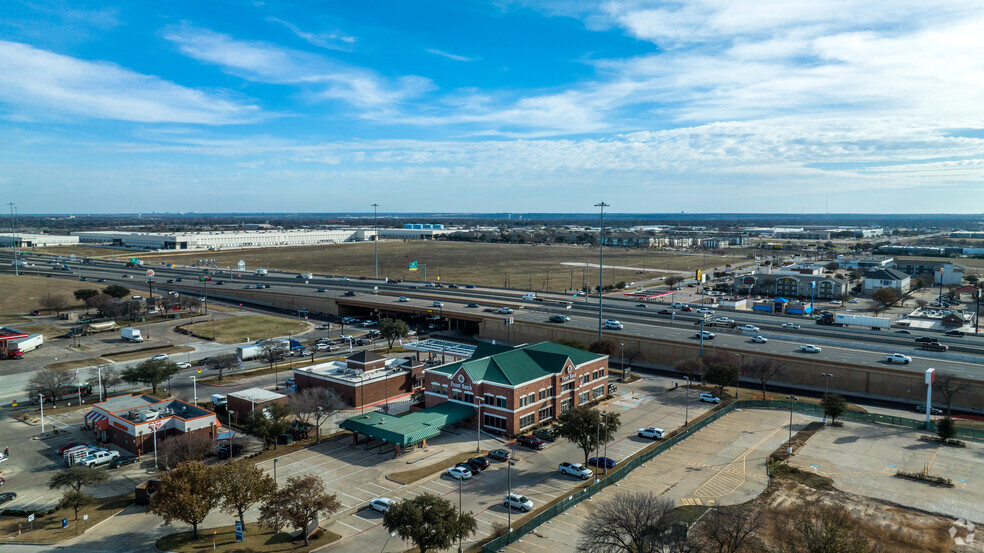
113 421 128 431
561 365 576 382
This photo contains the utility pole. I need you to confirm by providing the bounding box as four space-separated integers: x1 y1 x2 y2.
7 203 18 276
595 202 609 341
372 203 379 279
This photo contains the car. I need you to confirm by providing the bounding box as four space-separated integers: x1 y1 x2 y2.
78 276 87 281
489 449 512 461
694 331 715 340
339 277 349 281
516 435 546 450
558 462 593 479
672 302 686 309
398 296 410 302
0 492 16 506
848 298 859 303
829 300 843 305
696 308 714 314
532 428 556 442
499 307 514 314
151 353 169 361
466 303 480 308
215 281 224 285
466 457 491 472
216 444 243 459
799 344 822 353
549 315 568 323
885 353 912 364
587 456 617 469
915 337 940 343
82 450 120 467
781 323 801 329
503 493 533 512
465 284 476 288
30 309 42 316
681 306 693 312
751 335 768 343
894 330 912 334
0 476 4 485
921 342 949 351
344 291 356 296
285 377 295 387
448 284 459 289
915 405 943 415
736 324 760 332
608 383 617 394
658 309 672 315
944 330 965 337
432 301 444 307
57 442 87 455
173 278 180 282
316 287 328 292
698 393 721 404
637 427 666 440
446 466 472 480
176 362 192 369
97 278 105 282
425 282 436 287
635 303 647 308
109 456 140 469
369 497 396 513
295 350 313 357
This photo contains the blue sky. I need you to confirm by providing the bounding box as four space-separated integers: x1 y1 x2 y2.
2 0 984 214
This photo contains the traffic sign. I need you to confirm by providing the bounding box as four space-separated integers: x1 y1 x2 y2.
27 514 34 523
409 261 418 271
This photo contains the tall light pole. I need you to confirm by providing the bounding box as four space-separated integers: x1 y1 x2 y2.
684 376 691 427
7 202 18 276
595 202 608 342
372 203 379 279
602 412 609 476
39 393 45 433
475 399 482 453
594 414 602 483
786 395 798 453
274 457 280 488
620 343 625 383
506 446 513 531
190 376 198 406
457 474 463 553
228 409 236 458
820 373 832 424
733 353 741 400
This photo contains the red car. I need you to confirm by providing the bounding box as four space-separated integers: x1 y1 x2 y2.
681 306 693 312
56 442 86 455
516 435 546 450
30 310 41 316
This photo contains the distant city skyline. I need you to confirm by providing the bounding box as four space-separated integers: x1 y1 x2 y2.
2 1 984 214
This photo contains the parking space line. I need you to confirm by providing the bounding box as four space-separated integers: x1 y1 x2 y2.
483 510 510 520
354 487 378 496
334 519 362 532
364 481 395 491
351 513 376 524
339 492 365 503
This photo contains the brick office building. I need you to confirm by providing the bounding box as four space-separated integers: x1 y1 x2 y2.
227 387 288 416
292 351 425 409
423 342 608 435
83 394 218 455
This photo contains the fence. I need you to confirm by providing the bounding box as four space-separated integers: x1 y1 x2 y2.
481 400 982 552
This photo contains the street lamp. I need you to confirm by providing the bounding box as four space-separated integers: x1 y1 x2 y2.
372 203 379 279
786 395 798 454
595 201 609 342
475 398 482 453
820 373 833 424
190 375 198 406
274 457 281 488
733 353 742 400
684 376 691 427
228 409 236 458
457 474 463 553
595 414 602 483
381 531 398 553
620 343 626 383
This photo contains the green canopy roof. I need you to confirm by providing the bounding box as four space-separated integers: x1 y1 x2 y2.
339 401 477 447
428 341 604 386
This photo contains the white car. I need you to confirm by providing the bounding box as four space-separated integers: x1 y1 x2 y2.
696 308 715 314
829 300 843 305
694 331 715 339
446 466 472 480
751 335 768 343
885 353 912 364
848 298 860 303
398 296 410 302
151 353 169 361
499 307 514 314
425 282 436 287
432 301 444 307
781 323 801 329
558 462 593 480
176 362 192 369
604 319 624 330
736 324 760 332
800 344 822 353
369 498 396 513
637 427 666 440
503 493 533 512
699 393 721 404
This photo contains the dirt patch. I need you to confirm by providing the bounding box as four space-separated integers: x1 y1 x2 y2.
388 451 483 485
10 323 71 340
180 315 311 344
31 246 136 258
45 357 106 371
0 274 87 317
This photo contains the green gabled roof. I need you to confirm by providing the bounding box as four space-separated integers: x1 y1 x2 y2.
427 341 605 386
338 402 477 447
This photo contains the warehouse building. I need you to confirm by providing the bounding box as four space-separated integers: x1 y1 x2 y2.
83 394 218 455
0 233 80 248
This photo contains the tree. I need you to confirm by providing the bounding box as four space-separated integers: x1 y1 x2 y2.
59 490 94 526
379 318 410 350
73 289 99 313
936 416 957 443
824 262 840 271
259 474 342 546
383 492 478 553
103 285 131 299
576 491 677 553
621 344 643 369
288 388 340 444
216 460 275 529
209 353 239 382
932 371 970 416
690 506 764 553
40 293 69 314
556 406 622 465
27 368 74 404
87 293 113 313
821 394 847 424
665 275 684 287
556 338 588 350
99 365 122 399
588 340 619 356
120 358 181 395
411 388 426 405
675 357 705 385
259 340 289 387
871 287 899 307
771 502 879 553
744 359 785 400
150 461 220 540
243 408 274 449
158 432 213 470
703 353 738 396
49 465 109 494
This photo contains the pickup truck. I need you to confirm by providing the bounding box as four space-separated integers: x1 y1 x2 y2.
82 450 120 467
558 462 593 480
885 353 912 364
736 324 760 333
921 342 949 352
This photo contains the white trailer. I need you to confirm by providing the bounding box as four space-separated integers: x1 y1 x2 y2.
121 327 144 342
10 334 43 356
833 313 891 329
236 344 263 360
254 268 268 276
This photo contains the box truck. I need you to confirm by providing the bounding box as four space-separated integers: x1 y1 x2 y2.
121 327 144 342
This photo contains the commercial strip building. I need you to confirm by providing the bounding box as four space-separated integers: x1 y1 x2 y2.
291 351 425 409
0 233 79 247
83 394 218 455
733 273 847 299
227 387 287 416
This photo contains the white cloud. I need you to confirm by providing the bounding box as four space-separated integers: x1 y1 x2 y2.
426 49 477 62
267 17 356 51
0 40 261 124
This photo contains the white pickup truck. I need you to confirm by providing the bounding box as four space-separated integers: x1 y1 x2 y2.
885 353 912 364
558 462 593 480
82 450 119 467
736 324 759 333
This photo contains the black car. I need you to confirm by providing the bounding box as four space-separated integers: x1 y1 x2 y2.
448 284 459 289
344 291 356 296
109 456 139 469
166 279 174 283
466 457 490 472
0 492 16 506
216 280 225 285
549 315 567 323
915 337 939 343
944 330 965 337
97 278 105 282
533 428 556 442
217 444 243 459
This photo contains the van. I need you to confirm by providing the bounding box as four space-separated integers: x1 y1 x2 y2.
211 394 227 407
522 293 537 301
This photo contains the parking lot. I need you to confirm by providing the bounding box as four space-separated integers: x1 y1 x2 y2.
789 421 984 523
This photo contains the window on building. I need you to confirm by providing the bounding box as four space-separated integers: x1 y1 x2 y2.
538 389 546 401
578 391 590 405
483 413 507 430
546 386 554 397
484 394 495 405
431 382 443 394
592 370 598 380
538 405 554 422
599 368 605 378
527 393 536 404
450 389 462 401
593 386 604 400
519 413 536 429
463 392 474 404
519 396 527 407
561 382 573 393
561 398 572 413
496 396 507 408
442 384 448 396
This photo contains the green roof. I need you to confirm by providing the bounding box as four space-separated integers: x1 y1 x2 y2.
428 341 605 386
339 402 476 447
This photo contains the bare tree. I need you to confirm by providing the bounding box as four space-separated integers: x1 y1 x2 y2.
41 293 69 315
27 368 74 404
157 432 213 470
675 357 705 385
770 502 881 553
690 506 765 553
622 344 643 368
99 366 122 399
210 353 239 382
288 388 341 444
932 371 970 416
744 359 785 400
576 491 678 553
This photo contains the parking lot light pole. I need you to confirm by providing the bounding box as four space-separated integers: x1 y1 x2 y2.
820 373 832 424
476 400 482 453
595 415 602 483
595 202 608 342
684 377 691 427
733 353 741 400
372 203 379 279
39 393 45 433
458 476 463 553
507 447 513 531
602 412 609 476
786 395 798 454
228 409 236 458
274 457 280 488
190 376 198 406
620 343 625 383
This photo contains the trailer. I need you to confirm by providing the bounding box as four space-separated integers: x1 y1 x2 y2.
817 312 890 329
254 268 268 276
236 344 263 360
9 334 43 358
84 321 119 335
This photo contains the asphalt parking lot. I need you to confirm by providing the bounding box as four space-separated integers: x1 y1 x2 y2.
789 421 984 523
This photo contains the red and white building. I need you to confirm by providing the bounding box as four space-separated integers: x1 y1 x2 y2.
84 394 218 455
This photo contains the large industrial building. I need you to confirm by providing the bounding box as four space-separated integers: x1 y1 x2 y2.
0 233 79 248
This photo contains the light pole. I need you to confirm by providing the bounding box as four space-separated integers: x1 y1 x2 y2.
39 393 45 433
602 412 609 476
97 364 104 402
684 376 691 427
620 343 625 383
820 373 832 424
457 474 463 553
594 413 602 483
786 395 798 454
228 409 236 458
372 203 379 279
381 531 398 552
274 457 281 488
595 201 608 341
475 399 482 453
190 376 198 406
733 353 741 400
506 445 515 532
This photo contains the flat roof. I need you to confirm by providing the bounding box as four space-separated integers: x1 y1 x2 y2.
228 387 286 403
403 339 477 358
339 402 475 447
